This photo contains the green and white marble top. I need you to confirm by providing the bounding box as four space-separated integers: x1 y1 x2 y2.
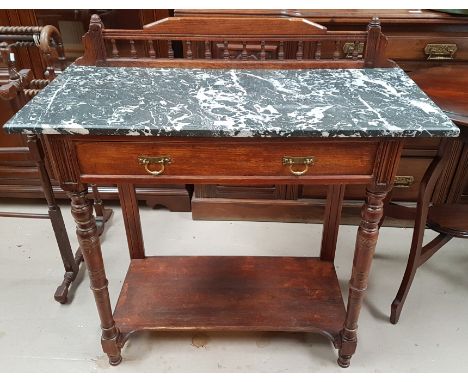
4 65 460 138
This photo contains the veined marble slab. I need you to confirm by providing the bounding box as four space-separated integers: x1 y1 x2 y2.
4 65 459 138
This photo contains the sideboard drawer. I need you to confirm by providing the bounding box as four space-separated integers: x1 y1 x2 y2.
387 34 468 62
74 139 379 179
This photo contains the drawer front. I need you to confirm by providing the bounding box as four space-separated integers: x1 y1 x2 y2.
74 140 379 179
387 35 468 61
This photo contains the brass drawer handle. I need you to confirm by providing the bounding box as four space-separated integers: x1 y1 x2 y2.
394 175 414 188
424 43 457 60
138 155 172 176
282 156 315 176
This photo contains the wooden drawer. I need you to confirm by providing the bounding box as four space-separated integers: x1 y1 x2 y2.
387 34 468 62
74 138 379 181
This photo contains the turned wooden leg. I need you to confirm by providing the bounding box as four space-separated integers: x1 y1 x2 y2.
70 188 122 365
338 186 389 368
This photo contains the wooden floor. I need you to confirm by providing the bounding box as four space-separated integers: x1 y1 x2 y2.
114 256 346 344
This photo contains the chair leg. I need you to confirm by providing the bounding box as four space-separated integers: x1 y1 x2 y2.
390 250 419 324
53 248 84 304
27 135 82 304
390 140 450 324
390 232 454 324
390 197 427 325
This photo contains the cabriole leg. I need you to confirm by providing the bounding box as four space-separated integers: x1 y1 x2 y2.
69 187 122 365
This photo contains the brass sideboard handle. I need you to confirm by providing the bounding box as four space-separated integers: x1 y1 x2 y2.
343 42 364 58
424 43 458 60
138 155 172 176
394 175 415 188
282 156 315 176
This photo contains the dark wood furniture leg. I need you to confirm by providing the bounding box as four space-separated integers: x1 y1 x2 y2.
377 190 393 228
69 186 122 365
1 67 113 303
390 140 453 324
91 183 113 234
26 134 83 303
320 184 345 262
338 184 390 367
338 140 403 367
117 183 145 259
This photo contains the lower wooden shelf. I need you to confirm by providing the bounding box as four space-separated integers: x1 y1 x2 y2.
114 256 346 346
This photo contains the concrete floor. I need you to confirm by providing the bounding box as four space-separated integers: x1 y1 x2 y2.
0 199 466 372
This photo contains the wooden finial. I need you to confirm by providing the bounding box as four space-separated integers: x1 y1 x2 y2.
89 14 103 30
369 16 381 29
364 16 385 68
75 13 106 65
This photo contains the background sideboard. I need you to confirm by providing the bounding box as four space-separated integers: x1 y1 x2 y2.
175 9 468 225
1 9 467 224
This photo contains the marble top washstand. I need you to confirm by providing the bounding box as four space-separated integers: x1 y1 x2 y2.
4 65 459 138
